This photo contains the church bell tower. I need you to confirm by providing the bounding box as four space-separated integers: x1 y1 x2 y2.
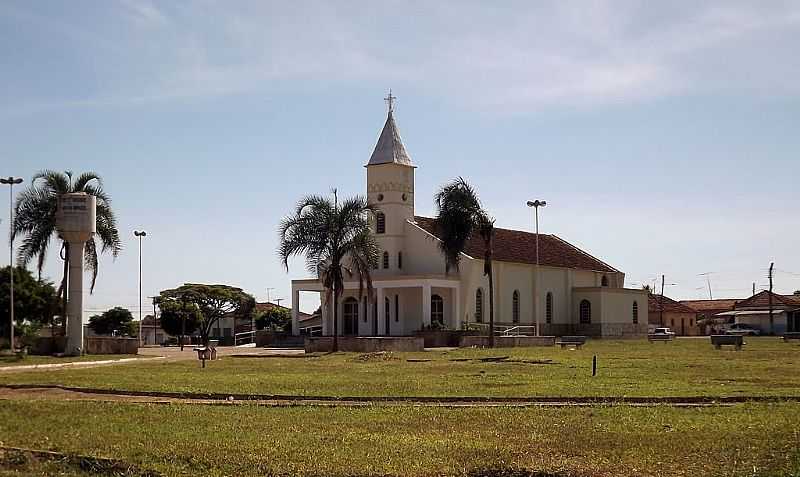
366 91 415 273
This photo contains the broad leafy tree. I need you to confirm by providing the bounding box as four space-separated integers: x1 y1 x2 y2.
255 306 291 332
279 194 379 352
157 299 201 337
158 284 255 346
434 178 496 346
0 266 60 344
88 306 135 336
11 171 122 324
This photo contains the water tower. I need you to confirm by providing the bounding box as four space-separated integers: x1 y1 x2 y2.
56 193 96 355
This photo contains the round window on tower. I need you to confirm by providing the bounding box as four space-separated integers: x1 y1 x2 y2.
402 193 407 201
377 193 384 202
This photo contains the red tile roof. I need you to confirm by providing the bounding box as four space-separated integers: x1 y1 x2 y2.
680 299 739 314
649 294 698 314
733 291 800 310
413 216 619 273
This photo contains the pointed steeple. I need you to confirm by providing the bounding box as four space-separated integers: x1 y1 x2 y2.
367 91 415 167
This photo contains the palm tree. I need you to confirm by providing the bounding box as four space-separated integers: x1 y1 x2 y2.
278 193 379 352
12 171 122 326
434 177 496 346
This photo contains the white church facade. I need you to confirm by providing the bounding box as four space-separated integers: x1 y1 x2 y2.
290 107 648 339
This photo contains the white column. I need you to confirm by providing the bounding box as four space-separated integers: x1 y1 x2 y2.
291 288 300 336
377 287 386 336
66 241 86 356
422 283 431 328
321 294 329 336
453 285 461 330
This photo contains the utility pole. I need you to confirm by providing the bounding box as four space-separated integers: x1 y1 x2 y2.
1 176 23 352
266 288 275 304
752 282 756 296
526 200 546 336
768 262 774 335
659 274 665 326
134 231 147 346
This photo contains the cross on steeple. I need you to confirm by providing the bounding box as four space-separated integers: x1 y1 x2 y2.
384 89 396 113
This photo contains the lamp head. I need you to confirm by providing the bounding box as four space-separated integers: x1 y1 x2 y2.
134 230 147 237
1 177 23 185
526 200 547 208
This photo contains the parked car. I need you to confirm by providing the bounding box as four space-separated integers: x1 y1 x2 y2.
725 323 761 336
652 327 676 336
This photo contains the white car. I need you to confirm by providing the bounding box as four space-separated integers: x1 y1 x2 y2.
725 323 761 336
652 327 676 336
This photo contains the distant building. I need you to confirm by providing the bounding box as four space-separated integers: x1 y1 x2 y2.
649 294 700 336
714 291 800 335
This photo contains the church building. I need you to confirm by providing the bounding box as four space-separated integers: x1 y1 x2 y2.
290 103 648 339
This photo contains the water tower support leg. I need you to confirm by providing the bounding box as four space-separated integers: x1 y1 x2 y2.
66 241 86 356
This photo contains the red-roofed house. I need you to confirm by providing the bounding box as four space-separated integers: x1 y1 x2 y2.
715 291 800 335
649 294 700 335
290 107 648 338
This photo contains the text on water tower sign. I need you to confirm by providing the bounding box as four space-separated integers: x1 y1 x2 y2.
61 195 90 212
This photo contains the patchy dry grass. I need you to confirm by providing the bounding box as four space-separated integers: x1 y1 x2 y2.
0 400 798 477
1 338 798 398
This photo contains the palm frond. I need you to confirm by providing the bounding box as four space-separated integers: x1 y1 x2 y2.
84 238 99 293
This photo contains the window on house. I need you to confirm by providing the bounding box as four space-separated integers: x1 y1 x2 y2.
475 289 484 323
601 275 609 287
546 292 553 324
579 299 591 324
431 294 444 326
512 290 520 323
382 251 389 269
376 212 386 234
398 251 403 269
632 301 639 324
690 318 694 327
394 295 399 322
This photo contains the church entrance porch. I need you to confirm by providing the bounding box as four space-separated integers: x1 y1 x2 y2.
291 276 461 338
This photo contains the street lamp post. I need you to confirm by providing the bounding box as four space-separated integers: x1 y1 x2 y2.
1 177 23 351
134 230 147 347
526 200 546 336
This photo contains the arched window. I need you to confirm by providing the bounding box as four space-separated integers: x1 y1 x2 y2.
431 294 444 326
475 289 484 323
343 297 359 335
632 301 639 324
579 299 591 324
398 251 403 269
382 251 389 269
546 292 553 324
376 212 386 234
601 275 609 287
512 290 520 323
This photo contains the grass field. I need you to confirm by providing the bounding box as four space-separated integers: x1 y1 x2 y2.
1 400 799 477
1 338 797 398
2 338 799 476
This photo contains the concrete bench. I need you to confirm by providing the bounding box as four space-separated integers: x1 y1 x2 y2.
647 334 674 343
711 335 744 350
555 336 587 349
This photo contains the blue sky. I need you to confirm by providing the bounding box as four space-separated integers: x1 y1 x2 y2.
1 0 799 316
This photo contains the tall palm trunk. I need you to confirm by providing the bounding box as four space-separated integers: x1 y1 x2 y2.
332 285 339 352
487 259 495 348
